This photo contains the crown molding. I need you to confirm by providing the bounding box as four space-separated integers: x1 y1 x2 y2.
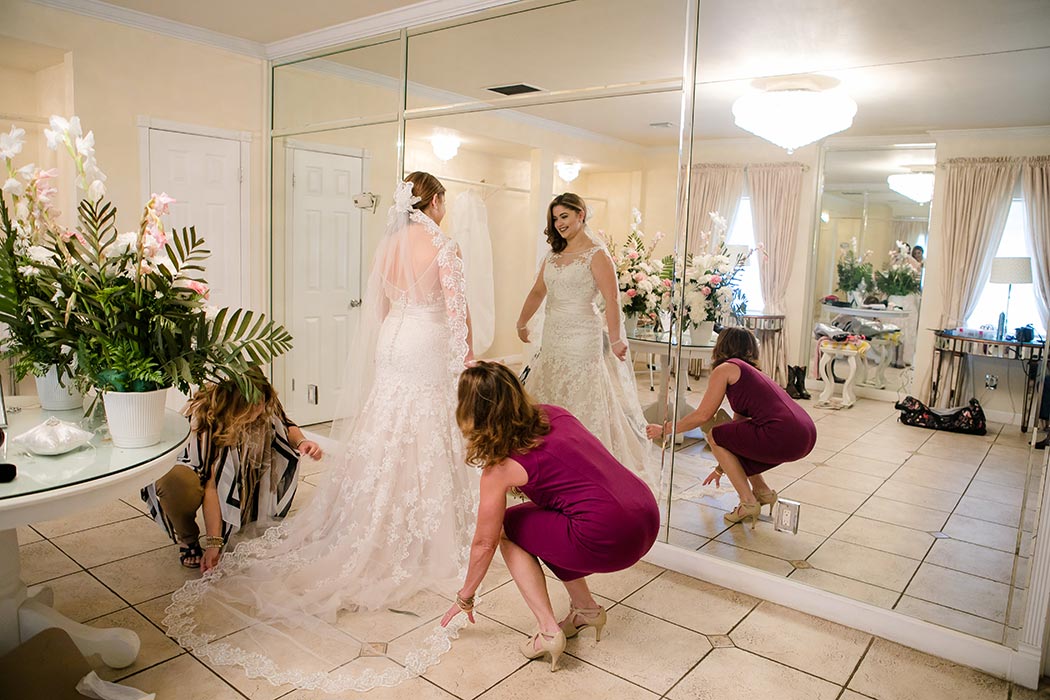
265 0 521 61
28 0 267 58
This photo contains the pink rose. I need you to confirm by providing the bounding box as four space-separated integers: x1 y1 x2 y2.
627 251 640 260
633 272 646 282
186 280 210 299
662 279 672 287
701 287 712 296
626 289 638 298
710 275 722 285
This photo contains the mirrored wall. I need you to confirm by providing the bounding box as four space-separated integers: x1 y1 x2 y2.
270 0 1050 655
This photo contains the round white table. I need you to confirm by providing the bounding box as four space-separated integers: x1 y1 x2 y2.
0 404 189 666
628 328 716 436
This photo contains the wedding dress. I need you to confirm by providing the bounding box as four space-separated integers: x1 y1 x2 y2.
450 189 495 355
162 182 478 693
524 241 661 491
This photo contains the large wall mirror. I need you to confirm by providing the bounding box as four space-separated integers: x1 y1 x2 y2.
270 0 1050 665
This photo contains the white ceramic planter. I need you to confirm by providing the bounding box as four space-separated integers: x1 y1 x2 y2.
35 366 83 411
696 320 716 344
103 388 167 448
624 315 639 336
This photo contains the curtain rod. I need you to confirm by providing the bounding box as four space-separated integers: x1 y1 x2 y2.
438 175 530 194
688 162 811 172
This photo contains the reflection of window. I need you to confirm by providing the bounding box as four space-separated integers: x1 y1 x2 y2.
727 197 764 312
966 199 1044 335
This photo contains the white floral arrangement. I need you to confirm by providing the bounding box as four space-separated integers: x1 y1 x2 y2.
684 212 751 327
604 208 673 324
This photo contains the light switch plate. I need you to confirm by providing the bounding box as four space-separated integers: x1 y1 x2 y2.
307 384 318 405
773 499 801 534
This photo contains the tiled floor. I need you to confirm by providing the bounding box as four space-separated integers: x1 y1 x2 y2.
659 373 1043 644
16 492 1046 699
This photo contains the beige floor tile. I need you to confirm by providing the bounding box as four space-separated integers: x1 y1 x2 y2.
32 499 144 539
16 525 43 544
943 514 1019 553
479 656 659 699
19 539 81 585
567 604 711 694
926 538 1015 584
29 570 126 623
807 539 920 591
873 479 961 512
137 591 253 641
841 691 876 700
669 501 734 538
87 608 184 681
699 541 794 577
281 658 457 699
973 463 1028 488
90 544 199 604
855 496 950 532
51 515 173 569
814 433 852 452
623 571 759 635
893 596 1005 643
916 441 989 468
868 422 932 449
983 444 1032 470
758 470 798 492
388 614 526 700
667 647 840 700
905 563 1010 623
730 602 871 684
802 466 885 494
780 479 868 513
123 654 245 700
475 580 613 637
826 451 903 476
667 527 708 549
715 520 827 561
806 447 837 464
335 589 453 644
774 459 819 478
787 568 899 608
839 441 912 467
889 465 971 494
831 516 935 560
848 638 1009 700
585 561 665 602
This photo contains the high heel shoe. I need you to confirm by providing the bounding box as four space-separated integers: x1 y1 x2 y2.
753 489 778 517
560 604 607 641
520 630 567 672
723 502 761 529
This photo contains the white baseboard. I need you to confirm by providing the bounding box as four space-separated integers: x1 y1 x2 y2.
643 541 1036 687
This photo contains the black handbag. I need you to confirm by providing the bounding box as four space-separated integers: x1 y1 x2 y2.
895 396 987 435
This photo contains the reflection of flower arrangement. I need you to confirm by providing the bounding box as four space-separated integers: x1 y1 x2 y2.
0 115 293 400
874 240 921 297
836 237 874 294
604 209 673 323
684 212 750 326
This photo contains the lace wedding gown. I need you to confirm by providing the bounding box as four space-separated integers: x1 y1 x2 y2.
524 243 660 490
162 191 478 693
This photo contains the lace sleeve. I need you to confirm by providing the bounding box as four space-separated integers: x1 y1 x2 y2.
437 237 471 373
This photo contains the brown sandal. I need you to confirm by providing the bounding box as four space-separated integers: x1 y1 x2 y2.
179 542 203 568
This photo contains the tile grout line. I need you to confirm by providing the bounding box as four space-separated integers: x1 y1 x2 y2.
839 635 876 698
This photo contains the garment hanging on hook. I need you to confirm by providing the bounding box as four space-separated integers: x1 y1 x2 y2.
450 189 496 354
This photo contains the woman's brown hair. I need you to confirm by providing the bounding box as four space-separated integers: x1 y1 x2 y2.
711 326 760 370
184 367 282 447
405 171 445 211
544 193 586 254
457 361 550 467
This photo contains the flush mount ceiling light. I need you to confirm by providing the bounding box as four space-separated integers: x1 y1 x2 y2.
887 167 935 204
556 160 581 182
732 75 857 153
430 131 461 161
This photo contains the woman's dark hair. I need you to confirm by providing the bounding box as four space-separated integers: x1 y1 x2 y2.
404 171 445 211
711 327 760 369
544 193 586 254
912 245 924 255
457 361 550 467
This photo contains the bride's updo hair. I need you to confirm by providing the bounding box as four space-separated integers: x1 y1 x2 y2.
545 192 587 254
405 171 445 211
457 361 550 468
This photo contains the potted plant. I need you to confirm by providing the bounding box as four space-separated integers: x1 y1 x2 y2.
604 209 673 334
684 212 750 342
836 238 874 306
0 124 83 409
875 240 922 306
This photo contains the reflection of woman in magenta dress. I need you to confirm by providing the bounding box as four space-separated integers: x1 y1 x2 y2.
442 361 660 673
648 327 816 527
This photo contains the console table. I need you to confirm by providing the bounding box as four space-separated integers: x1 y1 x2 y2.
929 330 1046 431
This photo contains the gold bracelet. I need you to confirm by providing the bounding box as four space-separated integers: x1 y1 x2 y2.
202 536 224 549
456 594 475 611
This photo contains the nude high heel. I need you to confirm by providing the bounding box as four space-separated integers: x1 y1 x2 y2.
723 502 761 529
560 604 607 641
753 489 778 517
520 630 567 672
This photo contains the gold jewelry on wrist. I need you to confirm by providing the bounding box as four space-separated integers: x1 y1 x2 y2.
516 325 527 331
714 466 724 475
292 436 305 449
456 593 475 611
203 535 224 549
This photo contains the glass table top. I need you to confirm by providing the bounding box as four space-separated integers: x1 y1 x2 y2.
627 327 717 348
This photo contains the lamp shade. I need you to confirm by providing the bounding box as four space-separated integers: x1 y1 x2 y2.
989 256 1033 284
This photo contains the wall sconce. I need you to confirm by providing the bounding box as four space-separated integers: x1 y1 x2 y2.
431 131 461 162
556 160 581 182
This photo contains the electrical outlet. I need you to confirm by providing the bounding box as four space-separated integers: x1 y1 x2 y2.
773 499 800 534
985 374 998 390
307 384 318 405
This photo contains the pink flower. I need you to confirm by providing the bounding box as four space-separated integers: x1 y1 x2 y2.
147 222 167 247
626 289 638 298
710 275 722 285
633 272 646 282
701 287 712 296
627 251 640 260
186 280 210 299
61 229 87 246
151 192 175 216
663 279 672 287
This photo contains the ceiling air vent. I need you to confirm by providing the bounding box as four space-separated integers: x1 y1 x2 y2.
486 83 543 96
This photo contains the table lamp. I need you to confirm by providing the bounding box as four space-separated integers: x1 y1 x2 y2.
989 256 1032 339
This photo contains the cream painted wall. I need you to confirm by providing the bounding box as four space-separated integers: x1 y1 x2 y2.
912 126 1050 420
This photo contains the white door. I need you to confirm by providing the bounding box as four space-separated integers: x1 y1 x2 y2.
148 130 246 310
287 148 364 425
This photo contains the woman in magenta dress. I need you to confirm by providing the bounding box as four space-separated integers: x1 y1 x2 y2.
647 327 816 528
442 361 659 672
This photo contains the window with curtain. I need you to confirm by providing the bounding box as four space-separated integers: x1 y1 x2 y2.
965 199 1045 335
727 196 765 313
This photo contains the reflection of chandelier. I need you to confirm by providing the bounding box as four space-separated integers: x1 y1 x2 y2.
430 131 461 161
887 170 935 204
556 160 581 182
732 75 857 153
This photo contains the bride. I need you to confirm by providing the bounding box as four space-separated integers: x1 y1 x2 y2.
162 172 479 693
516 192 659 491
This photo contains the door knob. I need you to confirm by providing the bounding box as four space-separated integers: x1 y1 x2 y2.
348 299 362 308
